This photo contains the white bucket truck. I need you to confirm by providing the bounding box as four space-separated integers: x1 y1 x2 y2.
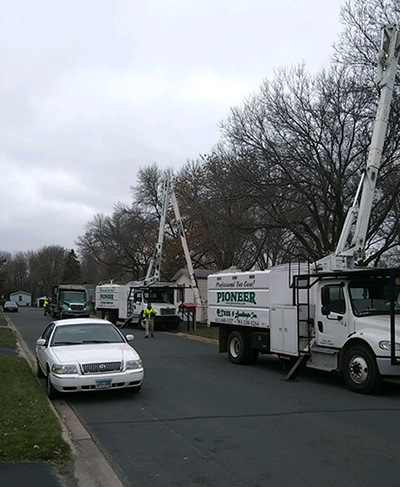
96 175 203 329
208 25 400 394
95 281 181 329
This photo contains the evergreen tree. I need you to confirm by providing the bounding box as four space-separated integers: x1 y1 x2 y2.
62 250 82 283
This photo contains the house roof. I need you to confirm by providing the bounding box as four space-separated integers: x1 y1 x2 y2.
172 268 214 281
10 291 32 297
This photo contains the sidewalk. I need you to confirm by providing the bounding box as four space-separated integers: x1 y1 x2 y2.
0 463 69 487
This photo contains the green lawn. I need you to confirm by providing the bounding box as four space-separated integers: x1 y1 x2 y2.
0 325 17 347
0 313 71 466
181 322 218 340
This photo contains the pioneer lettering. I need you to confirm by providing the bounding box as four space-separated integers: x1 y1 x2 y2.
216 291 256 304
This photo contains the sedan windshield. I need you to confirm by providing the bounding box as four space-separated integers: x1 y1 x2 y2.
349 279 400 317
51 323 125 346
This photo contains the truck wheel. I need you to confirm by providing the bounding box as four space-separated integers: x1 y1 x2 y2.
227 331 252 365
342 345 382 394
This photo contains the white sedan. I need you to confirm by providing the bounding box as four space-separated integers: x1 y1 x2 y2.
36 318 144 398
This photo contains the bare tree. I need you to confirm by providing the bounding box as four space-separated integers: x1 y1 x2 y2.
175 156 260 270
77 205 153 282
3 252 30 295
218 64 378 263
28 246 68 297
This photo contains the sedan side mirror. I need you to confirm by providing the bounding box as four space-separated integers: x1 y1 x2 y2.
36 338 46 346
125 334 134 342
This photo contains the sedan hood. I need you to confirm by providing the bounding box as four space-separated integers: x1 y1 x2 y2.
52 343 140 364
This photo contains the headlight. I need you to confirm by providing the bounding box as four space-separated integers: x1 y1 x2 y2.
126 359 143 370
51 364 78 374
379 341 400 351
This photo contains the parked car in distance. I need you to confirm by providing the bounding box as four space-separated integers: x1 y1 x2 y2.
3 301 18 312
35 318 144 398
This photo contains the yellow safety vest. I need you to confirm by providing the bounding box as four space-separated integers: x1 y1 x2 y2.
143 307 157 320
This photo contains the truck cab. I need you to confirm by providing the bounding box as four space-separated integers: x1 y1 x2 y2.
52 285 91 319
129 284 181 329
311 269 400 392
95 282 182 330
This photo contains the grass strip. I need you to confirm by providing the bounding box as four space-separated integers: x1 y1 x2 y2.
0 356 71 465
183 322 218 340
0 326 17 348
0 312 71 466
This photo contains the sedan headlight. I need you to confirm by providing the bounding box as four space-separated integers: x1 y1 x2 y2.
379 341 400 351
51 364 78 374
126 359 143 370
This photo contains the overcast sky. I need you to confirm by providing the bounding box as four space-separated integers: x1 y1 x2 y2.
1 0 345 254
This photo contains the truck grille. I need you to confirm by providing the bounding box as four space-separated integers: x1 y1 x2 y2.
82 362 122 374
160 308 176 316
70 304 84 310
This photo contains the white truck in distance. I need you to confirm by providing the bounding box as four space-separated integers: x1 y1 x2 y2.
95 282 181 329
208 25 400 394
95 174 203 330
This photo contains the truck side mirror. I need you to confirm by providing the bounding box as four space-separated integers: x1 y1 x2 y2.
321 305 330 316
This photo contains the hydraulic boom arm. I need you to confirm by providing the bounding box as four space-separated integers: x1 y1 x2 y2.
138 176 204 311
317 25 400 272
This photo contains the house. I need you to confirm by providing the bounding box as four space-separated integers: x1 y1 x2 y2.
10 291 32 307
171 268 214 323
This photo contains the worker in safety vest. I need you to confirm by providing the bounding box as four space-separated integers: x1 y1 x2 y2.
43 298 49 316
143 302 157 338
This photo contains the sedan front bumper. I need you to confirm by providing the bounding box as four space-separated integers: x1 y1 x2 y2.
50 368 144 393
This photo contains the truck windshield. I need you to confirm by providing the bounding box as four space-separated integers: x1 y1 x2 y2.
349 280 400 317
61 292 86 303
142 289 171 303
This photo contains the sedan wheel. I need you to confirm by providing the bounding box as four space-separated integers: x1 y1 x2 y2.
36 359 45 378
46 373 59 399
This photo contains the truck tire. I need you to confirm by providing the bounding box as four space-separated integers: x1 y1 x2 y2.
227 330 252 365
342 345 382 394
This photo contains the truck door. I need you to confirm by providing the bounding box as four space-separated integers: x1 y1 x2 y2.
315 281 350 348
130 290 143 322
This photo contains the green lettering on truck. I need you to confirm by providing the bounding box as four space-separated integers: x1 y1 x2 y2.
216 291 256 304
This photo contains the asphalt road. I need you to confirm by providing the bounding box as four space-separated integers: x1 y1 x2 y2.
9 308 400 487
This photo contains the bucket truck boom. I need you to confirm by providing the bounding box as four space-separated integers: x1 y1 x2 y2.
318 24 400 272
143 176 204 310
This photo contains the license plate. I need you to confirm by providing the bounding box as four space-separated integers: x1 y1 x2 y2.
95 379 112 390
